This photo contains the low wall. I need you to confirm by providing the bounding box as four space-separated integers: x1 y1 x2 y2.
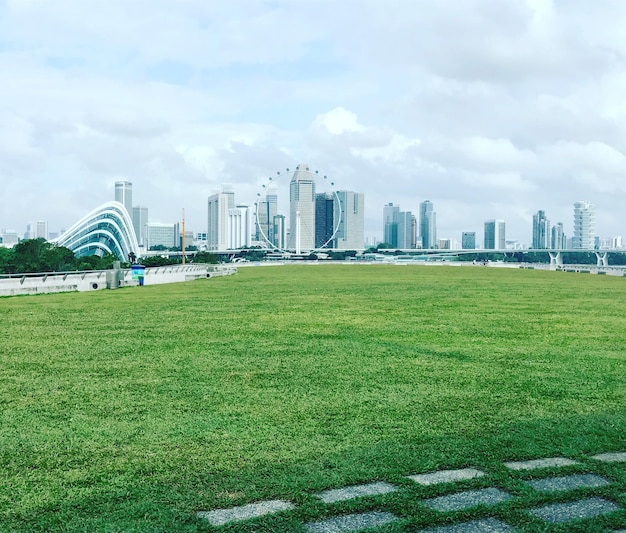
0 264 237 297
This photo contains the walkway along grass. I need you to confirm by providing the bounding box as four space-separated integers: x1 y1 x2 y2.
0 265 624 531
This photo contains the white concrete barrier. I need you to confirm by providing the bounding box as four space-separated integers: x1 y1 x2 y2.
0 264 237 297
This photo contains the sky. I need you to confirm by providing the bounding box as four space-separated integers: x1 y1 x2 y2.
2 0 626 246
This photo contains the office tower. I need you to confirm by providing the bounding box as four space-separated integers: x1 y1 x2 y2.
114 181 133 216
334 191 365 250
484 220 506 250
383 203 400 247
315 193 335 248
24 222 47 240
612 236 623 249
228 204 251 249
145 223 176 249
397 210 415 249
132 206 149 247
551 222 565 249
256 188 277 244
419 200 437 249
462 232 476 249
288 164 316 252
532 210 550 249
572 201 595 249
0 229 19 245
35 221 48 240
207 187 235 251
273 215 286 249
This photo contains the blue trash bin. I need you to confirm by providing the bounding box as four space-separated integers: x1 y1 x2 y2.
131 265 145 286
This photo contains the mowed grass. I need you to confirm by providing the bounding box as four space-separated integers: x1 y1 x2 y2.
0 264 625 532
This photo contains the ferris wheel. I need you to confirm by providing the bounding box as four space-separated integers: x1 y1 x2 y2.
254 165 343 254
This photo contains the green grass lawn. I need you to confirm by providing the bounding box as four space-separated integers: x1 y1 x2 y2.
1 264 625 532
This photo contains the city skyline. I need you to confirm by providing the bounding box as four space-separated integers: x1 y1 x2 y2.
2 178 623 251
2 2 626 244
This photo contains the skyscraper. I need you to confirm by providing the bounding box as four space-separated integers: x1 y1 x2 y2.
334 191 365 250
315 193 335 248
419 200 437 249
462 232 476 250
573 201 595 249
228 204 251 249
132 206 149 247
397 210 415 249
383 203 400 247
207 187 235 251
532 210 550 249
288 164 316 252
114 181 133 217
551 222 565 249
484 220 506 250
256 188 277 245
273 215 286 249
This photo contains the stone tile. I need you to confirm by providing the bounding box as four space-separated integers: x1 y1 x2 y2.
304 511 398 533
526 473 610 492
424 488 512 512
591 451 626 463
196 499 295 526
528 497 620 523
408 468 485 486
316 481 398 503
420 518 515 532
503 457 579 471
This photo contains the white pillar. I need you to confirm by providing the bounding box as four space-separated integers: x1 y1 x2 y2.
595 251 608 267
548 251 562 270
296 211 301 255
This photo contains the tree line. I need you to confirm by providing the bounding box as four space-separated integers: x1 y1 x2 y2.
0 239 218 275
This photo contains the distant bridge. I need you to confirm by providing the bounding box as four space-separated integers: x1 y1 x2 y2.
142 248 625 270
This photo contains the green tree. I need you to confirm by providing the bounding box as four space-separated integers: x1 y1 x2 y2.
0 247 15 274
192 251 218 264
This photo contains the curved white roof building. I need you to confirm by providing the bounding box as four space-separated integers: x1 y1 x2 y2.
53 201 140 260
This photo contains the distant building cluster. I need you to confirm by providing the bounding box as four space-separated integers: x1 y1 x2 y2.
377 199 608 252
206 164 365 252
0 169 623 260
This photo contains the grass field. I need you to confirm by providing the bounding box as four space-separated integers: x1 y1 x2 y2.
1 264 625 532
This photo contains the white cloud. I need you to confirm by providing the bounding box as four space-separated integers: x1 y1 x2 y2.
2 0 626 243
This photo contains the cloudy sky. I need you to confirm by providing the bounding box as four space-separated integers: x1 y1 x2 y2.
2 0 626 245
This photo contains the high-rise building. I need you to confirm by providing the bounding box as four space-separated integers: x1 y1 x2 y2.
551 222 565 249
146 223 176 249
334 191 365 250
397 210 415 249
419 200 437 249
288 164 316 252
132 206 149 247
573 201 595 249
383 203 400 247
532 210 550 249
207 187 235 251
228 204 251 249
462 232 476 249
484 220 506 250
0 229 19 245
273 215 286 249
256 188 277 245
114 181 133 217
36 221 48 240
315 193 335 248
24 221 48 240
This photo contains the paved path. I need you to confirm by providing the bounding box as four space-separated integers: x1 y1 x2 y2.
196 450 626 531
